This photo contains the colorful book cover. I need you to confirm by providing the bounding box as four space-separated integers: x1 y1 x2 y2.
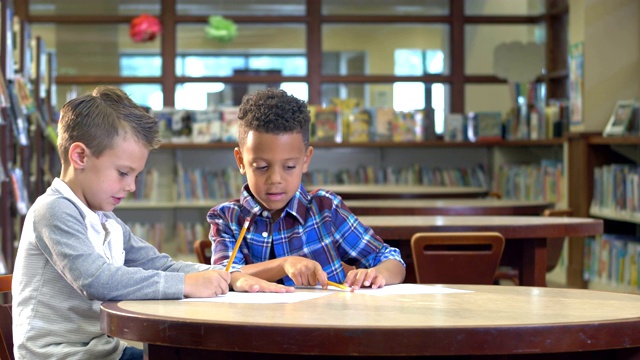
221 106 240 142
348 108 371 143
444 113 465 142
475 111 503 141
192 109 222 143
313 107 339 142
375 107 395 141
392 111 419 142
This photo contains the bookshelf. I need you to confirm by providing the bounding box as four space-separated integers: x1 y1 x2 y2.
0 1 57 273
568 133 640 293
115 139 566 260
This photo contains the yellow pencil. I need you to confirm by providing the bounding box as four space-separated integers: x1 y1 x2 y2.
225 217 251 272
327 280 350 291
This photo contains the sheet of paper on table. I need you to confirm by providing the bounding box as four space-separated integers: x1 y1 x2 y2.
180 284 471 304
181 291 333 304
354 284 472 296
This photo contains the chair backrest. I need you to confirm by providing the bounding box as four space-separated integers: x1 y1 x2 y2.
194 239 212 265
0 274 13 360
411 232 505 285
543 208 573 272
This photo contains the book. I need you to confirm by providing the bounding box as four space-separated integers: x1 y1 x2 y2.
375 107 395 141
348 108 371 143
170 109 192 143
9 166 29 215
474 112 503 141
444 113 465 142
191 109 222 143
392 111 420 142
221 106 239 142
313 106 340 142
420 108 436 141
7 83 29 146
152 107 175 142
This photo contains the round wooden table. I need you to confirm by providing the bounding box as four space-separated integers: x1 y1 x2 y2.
320 184 489 199
344 198 554 215
101 285 640 359
358 215 603 287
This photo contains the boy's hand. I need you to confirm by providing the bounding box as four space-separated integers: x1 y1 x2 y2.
183 269 231 297
344 268 385 290
283 256 328 287
230 272 295 293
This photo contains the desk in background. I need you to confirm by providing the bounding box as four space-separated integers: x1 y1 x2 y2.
320 184 488 199
344 198 554 216
101 285 640 359
358 215 602 287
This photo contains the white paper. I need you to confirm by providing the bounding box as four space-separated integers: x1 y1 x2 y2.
354 284 472 296
180 291 333 304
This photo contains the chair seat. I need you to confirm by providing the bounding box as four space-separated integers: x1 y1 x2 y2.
0 274 13 360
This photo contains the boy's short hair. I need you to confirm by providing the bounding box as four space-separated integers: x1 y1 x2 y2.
57 86 160 165
237 88 310 148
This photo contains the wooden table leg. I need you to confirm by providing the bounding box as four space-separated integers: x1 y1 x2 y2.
519 238 548 287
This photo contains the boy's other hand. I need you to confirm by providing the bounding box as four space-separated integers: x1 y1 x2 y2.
184 269 231 298
283 256 328 287
344 268 385 290
231 273 295 293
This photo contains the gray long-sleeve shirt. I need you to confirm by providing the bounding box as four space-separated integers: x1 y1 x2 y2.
12 178 212 359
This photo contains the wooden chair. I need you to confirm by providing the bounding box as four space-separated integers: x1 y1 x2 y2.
411 232 505 285
194 239 212 265
0 274 13 360
494 208 573 285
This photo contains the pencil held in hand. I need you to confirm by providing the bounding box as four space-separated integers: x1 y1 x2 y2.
225 217 251 272
327 280 352 292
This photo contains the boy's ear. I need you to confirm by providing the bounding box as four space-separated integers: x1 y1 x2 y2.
302 146 314 173
69 142 89 169
234 147 246 174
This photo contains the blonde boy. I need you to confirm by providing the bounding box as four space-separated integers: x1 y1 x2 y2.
12 86 291 360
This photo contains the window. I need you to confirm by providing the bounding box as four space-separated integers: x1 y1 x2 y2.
393 49 446 133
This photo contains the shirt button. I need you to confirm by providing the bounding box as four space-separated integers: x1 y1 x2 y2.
261 232 268 237
261 210 269 217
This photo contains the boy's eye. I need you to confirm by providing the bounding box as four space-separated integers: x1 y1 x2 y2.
255 165 268 171
118 171 129 177
285 165 297 170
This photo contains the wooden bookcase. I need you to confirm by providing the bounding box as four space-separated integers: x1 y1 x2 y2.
0 0 57 272
567 133 640 292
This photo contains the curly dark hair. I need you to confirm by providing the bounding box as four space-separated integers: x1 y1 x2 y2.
237 88 310 148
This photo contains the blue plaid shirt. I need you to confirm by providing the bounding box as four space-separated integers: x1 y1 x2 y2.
207 183 405 286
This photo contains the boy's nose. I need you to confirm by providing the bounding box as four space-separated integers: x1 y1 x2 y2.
124 178 136 192
267 169 283 184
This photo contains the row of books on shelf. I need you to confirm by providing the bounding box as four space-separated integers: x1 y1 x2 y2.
152 106 241 144
443 99 570 143
584 234 640 291
151 104 438 144
176 165 244 202
310 105 436 143
591 163 640 216
491 159 564 203
302 164 488 189
128 164 489 204
127 221 208 256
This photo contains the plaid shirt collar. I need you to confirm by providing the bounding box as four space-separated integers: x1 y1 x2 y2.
239 183 309 224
